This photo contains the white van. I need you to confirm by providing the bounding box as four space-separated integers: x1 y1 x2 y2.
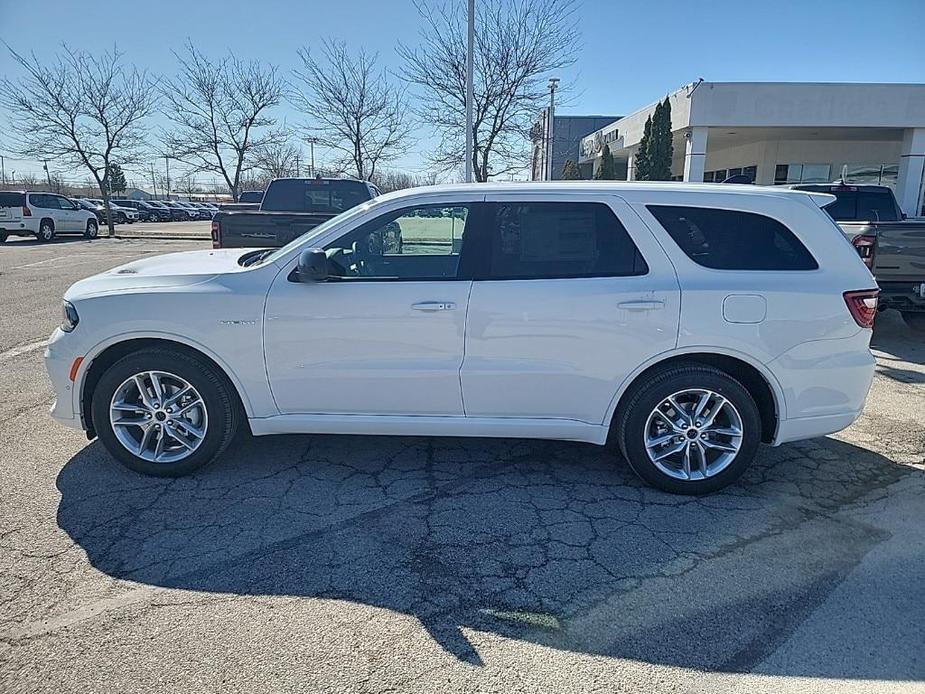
45 182 878 494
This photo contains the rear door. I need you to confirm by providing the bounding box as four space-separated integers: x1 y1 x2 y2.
460 193 680 424
30 194 68 231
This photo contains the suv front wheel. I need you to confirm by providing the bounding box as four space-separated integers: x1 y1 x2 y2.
91 347 239 476
616 363 761 495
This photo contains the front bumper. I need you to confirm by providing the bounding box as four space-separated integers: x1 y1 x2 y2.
44 328 84 430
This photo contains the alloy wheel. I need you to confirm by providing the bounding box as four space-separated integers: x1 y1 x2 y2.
109 370 209 463
643 388 743 481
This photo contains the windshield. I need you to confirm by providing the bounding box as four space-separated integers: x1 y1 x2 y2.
262 200 378 266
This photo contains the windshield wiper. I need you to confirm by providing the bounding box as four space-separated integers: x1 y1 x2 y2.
239 249 274 267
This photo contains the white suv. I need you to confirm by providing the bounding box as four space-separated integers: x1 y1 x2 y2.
45 183 878 494
0 191 100 242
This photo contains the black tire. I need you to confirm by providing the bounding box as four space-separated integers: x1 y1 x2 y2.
615 362 762 495
902 311 925 333
116 212 127 224
36 219 55 242
84 219 99 239
0 233 7 243
91 347 239 477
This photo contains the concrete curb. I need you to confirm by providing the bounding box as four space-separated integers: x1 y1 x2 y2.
113 234 210 242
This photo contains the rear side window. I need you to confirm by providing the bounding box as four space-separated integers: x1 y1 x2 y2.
647 205 818 271
31 194 59 209
261 179 371 213
481 202 648 279
0 192 25 207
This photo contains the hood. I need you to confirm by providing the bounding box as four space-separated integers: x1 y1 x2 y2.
65 248 255 299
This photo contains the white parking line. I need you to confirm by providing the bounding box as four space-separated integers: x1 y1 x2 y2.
0 339 50 363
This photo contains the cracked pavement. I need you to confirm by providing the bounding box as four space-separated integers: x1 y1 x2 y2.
1 237 923 693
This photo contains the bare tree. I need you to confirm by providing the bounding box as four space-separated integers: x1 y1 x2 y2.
289 39 414 181
371 169 439 193
161 41 283 201
399 0 579 181
0 44 156 234
255 139 301 180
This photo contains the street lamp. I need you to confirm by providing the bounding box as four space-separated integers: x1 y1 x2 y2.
464 0 474 182
545 78 560 181
306 137 318 177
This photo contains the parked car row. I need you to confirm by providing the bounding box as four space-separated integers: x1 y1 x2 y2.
0 191 222 242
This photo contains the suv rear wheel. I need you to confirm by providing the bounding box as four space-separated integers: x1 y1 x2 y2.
37 220 55 242
616 363 761 494
84 219 99 239
91 347 239 476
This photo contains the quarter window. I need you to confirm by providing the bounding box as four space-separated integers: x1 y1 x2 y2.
324 205 470 280
480 202 647 279
647 205 818 271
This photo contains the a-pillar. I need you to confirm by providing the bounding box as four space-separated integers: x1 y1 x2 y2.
683 126 708 183
896 128 925 217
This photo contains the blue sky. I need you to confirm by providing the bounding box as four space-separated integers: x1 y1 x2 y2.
1 0 923 183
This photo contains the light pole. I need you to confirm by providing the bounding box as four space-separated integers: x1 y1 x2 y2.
307 137 317 177
464 0 474 182
545 78 559 181
165 156 170 199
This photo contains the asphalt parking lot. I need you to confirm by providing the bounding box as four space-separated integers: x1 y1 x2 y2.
1 237 923 693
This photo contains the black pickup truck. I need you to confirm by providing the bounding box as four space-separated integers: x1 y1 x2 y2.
794 183 925 331
211 178 379 249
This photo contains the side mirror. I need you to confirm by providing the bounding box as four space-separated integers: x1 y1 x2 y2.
296 248 329 282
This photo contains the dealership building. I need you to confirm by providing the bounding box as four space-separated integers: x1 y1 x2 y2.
546 81 925 217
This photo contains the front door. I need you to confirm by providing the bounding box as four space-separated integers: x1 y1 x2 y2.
265 202 478 416
460 194 681 424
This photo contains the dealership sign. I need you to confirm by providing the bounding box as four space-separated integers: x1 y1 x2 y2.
581 129 620 157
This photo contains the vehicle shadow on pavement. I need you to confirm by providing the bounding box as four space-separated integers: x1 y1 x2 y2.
56 432 916 677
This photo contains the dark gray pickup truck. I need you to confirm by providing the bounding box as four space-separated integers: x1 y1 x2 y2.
794 183 925 331
211 178 379 249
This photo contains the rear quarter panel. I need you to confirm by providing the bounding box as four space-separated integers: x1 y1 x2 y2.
628 189 876 421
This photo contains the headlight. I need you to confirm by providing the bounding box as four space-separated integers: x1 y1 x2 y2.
62 300 79 332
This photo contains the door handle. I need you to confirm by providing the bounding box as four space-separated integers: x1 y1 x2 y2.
411 301 456 311
617 299 666 311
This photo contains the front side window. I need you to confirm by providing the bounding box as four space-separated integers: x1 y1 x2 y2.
480 202 647 279
323 204 470 280
647 205 818 271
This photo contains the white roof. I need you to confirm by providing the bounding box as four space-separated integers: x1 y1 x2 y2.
381 180 828 201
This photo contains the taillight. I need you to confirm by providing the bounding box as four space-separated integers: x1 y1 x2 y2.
843 289 879 329
22 206 31 217
211 220 221 248
851 234 876 269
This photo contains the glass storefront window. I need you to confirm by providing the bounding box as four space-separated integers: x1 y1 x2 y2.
774 163 831 184
843 163 899 188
